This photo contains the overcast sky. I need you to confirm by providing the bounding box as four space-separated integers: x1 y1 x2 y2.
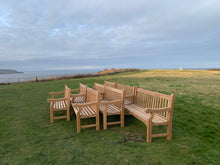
0 0 220 71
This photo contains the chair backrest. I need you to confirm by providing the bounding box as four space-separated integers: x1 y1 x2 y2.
104 86 124 108
104 81 116 88
86 87 100 111
86 87 100 103
93 82 105 93
134 88 175 120
64 85 71 105
79 83 87 94
116 83 136 96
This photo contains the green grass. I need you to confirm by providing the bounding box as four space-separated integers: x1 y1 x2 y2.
0 70 220 164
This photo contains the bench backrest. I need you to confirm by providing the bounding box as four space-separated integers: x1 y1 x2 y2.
104 81 116 88
134 88 175 120
116 83 136 96
79 83 87 94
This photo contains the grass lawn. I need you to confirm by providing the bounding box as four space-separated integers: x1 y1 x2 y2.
0 70 220 164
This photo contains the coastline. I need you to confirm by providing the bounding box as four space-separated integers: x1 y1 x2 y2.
0 68 139 85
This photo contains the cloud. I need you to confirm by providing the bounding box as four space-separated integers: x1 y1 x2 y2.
0 0 220 71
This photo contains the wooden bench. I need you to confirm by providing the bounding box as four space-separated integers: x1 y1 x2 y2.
72 87 100 133
100 86 125 129
47 85 71 123
125 88 175 143
104 81 136 105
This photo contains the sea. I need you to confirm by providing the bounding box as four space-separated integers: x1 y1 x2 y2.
0 69 99 83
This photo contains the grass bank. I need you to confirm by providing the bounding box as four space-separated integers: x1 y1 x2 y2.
0 70 219 164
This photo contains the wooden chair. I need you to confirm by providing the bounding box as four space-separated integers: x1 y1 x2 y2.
70 83 87 104
72 87 100 133
100 86 125 129
47 85 71 123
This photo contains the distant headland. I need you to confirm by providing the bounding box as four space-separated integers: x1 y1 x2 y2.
0 69 23 74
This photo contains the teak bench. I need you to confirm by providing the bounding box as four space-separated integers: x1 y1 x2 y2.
125 88 175 143
72 87 100 133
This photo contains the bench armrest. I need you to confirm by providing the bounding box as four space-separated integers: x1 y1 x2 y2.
47 98 67 103
145 107 171 113
100 100 122 105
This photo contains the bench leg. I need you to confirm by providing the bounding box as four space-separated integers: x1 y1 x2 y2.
167 123 172 140
77 116 81 133
50 108 54 123
146 123 152 143
103 112 107 130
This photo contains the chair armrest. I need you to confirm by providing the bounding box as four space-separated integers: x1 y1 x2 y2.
72 102 98 115
71 88 79 92
70 93 86 97
145 107 171 113
125 94 134 98
72 102 97 108
100 100 122 105
47 98 67 103
49 91 64 95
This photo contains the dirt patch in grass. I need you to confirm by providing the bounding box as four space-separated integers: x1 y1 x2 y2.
118 133 145 143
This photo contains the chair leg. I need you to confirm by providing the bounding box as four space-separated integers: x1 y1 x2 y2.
103 112 107 130
146 123 152 143
67 108 70 121
77 116 81 133
167 123 172 140
121 112 124 128
96 112 100 131
71 109 74 116
50 108 54 123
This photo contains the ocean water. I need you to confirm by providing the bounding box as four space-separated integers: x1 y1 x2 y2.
0 69 99 83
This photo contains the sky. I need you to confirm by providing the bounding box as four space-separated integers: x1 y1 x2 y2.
0 0 220 71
